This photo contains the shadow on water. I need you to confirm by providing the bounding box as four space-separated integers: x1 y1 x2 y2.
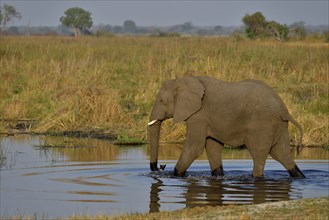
148 176 295 213
0 135 328 218
145 167 329 213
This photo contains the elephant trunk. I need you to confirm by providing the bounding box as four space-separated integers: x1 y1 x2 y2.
149 120 162 171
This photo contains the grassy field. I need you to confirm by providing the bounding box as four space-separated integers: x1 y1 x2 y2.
0 36 328 146
6 197 328 219
72 197 329 220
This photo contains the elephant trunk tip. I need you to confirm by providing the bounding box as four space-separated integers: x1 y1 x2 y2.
160 164 166 171
150 162 166 171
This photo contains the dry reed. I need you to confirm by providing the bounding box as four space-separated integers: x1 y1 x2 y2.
0 36 328 145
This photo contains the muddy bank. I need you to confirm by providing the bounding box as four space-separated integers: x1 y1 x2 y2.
1 127 327 148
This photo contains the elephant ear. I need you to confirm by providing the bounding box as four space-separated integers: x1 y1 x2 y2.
173 77 205 123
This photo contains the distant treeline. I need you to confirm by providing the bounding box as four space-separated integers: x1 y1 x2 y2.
1 23 328 38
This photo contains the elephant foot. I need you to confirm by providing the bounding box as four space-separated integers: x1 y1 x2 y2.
174 168 186 177
211 165 224 177
288 165 305 178
150 162 159 171
252 174 264 178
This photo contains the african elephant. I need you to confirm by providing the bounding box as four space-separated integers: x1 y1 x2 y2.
148 76 305 178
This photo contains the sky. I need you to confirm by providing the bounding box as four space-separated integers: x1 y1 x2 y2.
1 0 328 27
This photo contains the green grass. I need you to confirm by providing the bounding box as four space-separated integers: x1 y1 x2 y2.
0 36 328 146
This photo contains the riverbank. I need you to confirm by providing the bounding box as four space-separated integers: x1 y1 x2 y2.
4 198 328 219
73 197 329 219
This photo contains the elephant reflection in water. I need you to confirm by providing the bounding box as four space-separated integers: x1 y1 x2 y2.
149 177 300 213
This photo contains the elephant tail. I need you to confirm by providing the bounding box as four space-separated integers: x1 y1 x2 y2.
282 114 304 153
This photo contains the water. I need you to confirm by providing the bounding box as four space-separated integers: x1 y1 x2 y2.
1 135 328 218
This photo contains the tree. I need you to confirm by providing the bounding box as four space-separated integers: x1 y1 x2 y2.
123 20 137 33
0 4 21 30
243 12 266 39
243 12 289 41
181 22 193 33
60 7 93 36
290 21 306 39
214 25 223 34
266 21 289 41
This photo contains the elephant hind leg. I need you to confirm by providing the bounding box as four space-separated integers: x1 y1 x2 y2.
205 138 224 176
270 130 305 178
249 150 269 177
246 136 272 177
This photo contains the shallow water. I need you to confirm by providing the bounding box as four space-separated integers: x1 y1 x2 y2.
0 135 328 218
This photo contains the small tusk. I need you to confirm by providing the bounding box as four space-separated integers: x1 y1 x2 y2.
148 120 158 126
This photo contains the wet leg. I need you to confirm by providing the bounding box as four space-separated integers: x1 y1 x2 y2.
270 130 305 178
249 149 269 177
246 135 272 177
174 121 207 177
205 138 224 176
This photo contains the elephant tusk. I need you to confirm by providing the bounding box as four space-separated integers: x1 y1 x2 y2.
148 119 158 126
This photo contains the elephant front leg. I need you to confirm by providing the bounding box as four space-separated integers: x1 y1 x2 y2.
205 138 224 176
174 121 207 177
174 142 205 177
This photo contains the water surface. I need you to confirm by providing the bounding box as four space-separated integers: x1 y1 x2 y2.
1 135 328 218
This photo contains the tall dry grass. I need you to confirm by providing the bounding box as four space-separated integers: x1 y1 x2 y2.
0 36 328 145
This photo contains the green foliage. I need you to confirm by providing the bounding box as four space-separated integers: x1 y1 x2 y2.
114 134 146 145
149 32 181 37
266 21 289 41
243 11 289 41
60 7 93 36
243 12 266 39
0 4 21 29
123 20 137 33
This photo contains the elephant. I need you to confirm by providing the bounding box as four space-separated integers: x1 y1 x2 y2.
148 76 305 178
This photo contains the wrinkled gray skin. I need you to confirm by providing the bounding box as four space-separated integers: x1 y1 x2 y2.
148 76 305 178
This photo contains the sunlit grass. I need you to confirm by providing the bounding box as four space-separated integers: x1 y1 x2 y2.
3 198 328 220
0 36 328 145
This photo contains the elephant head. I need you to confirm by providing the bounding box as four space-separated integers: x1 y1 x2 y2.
148 77 205 171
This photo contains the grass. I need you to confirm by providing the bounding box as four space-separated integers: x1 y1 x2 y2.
70 198 328 220
106 197 329 220
5 197 328 219
0 36 328 146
